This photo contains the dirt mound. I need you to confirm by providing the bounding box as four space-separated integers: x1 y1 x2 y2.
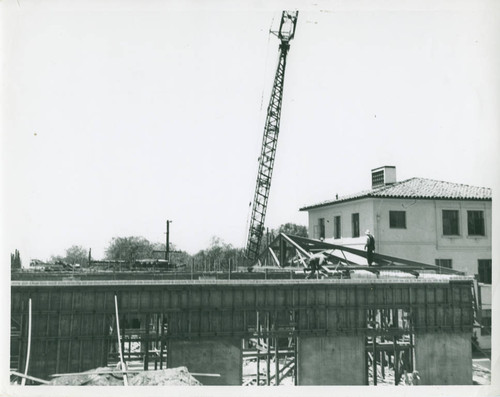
47 366 201 386
129 367 201 386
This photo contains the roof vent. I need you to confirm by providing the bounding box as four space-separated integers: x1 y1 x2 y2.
371 166 396 188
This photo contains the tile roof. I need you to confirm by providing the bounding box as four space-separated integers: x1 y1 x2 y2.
300 177 492 211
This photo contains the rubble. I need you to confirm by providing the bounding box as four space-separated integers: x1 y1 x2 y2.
47 366 202 386
472 363 491 385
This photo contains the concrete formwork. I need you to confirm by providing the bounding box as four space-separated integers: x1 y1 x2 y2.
297 335 366 385
414 332 472 385
10 278 475 384
167 338 242 385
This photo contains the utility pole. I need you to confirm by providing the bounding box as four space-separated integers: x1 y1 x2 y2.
165 220 172 262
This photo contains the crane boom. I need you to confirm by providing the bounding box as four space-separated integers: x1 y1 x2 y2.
245 11 298 261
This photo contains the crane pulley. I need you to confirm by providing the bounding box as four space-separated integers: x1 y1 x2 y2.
245 11 298 262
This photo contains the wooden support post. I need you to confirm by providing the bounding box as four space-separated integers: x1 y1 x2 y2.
364 349 369 385
266 314 270 385
21 298 32 386
256 312 260 385
293 336 298 386
155 315 159 370
159 314 164 370
128 331 131 362
410 333 414 372
380 350 385 379
275 337 279 385
114 295 128 386
393 336 398 386
372 336 377 386
144 314 149 370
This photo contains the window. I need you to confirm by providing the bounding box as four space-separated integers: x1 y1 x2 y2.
481 313 491 336
468 211 485 236
352 213 360 237
435 259 452 269
478 259 492 284
389 211 406 229
334 216 341 239
318 218 325 239
442 210 459 235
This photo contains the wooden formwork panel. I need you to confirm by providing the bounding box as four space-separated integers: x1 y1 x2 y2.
11 280 474 379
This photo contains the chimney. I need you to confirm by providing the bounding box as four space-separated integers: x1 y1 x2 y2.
371 166 396 188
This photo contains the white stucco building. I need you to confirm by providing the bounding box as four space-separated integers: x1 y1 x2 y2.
300 166 492 279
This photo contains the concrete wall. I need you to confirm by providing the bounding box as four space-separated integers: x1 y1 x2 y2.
296 335 366 385
167 338 242 385
414 332 472 385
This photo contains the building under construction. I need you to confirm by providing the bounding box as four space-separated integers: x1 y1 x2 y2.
9 10 490 387
11 233 482 386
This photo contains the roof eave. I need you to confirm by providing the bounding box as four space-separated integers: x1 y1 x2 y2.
299 195 492 211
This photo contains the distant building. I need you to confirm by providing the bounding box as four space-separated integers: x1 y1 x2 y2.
299 166 492 348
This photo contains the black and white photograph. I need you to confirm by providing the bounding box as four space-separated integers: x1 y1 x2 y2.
2 0 498 395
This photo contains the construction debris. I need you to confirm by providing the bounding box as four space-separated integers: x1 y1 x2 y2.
47 366 202 386
472 363 491 385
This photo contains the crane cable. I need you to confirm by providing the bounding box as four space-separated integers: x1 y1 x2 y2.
244 13 276 250
259 14 276 112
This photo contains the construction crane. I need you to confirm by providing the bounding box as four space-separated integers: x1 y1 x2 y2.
245 11 298 262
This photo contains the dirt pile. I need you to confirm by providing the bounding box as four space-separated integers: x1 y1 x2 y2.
47 366 202 386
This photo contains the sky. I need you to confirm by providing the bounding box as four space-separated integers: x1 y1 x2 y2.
2 0 499 263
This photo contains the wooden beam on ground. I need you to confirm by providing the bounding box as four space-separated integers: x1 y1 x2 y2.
11 370 50 385
50 369 220 377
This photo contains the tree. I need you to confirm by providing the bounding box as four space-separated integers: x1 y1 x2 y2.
105 236 154 263
276 223 308 237
65 245 88 267
192 236 245 271
11 249 22 270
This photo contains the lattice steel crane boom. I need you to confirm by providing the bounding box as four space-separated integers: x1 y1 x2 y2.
245 11 298 261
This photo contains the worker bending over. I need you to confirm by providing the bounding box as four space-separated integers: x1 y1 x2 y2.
306 252 326 279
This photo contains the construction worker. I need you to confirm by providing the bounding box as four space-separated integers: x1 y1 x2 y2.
364 230 375 266
306 252 326 279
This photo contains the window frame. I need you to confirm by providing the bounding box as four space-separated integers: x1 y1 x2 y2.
435 259 452 269
478 259 492 284
318 218 325 239
467 210 485 236
334 216 341 239
442 209 460 236
351 213 360 238
480 313 491 336
389 210 407 229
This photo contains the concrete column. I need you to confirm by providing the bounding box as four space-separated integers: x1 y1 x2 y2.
167 338 242 385
414 332 472 385
297 335 366 385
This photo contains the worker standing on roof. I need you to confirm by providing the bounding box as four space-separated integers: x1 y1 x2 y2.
306 252 326 279
364 230 375 266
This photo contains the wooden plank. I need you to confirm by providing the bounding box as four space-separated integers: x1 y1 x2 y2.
21 299 32 386
10 370 50 385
